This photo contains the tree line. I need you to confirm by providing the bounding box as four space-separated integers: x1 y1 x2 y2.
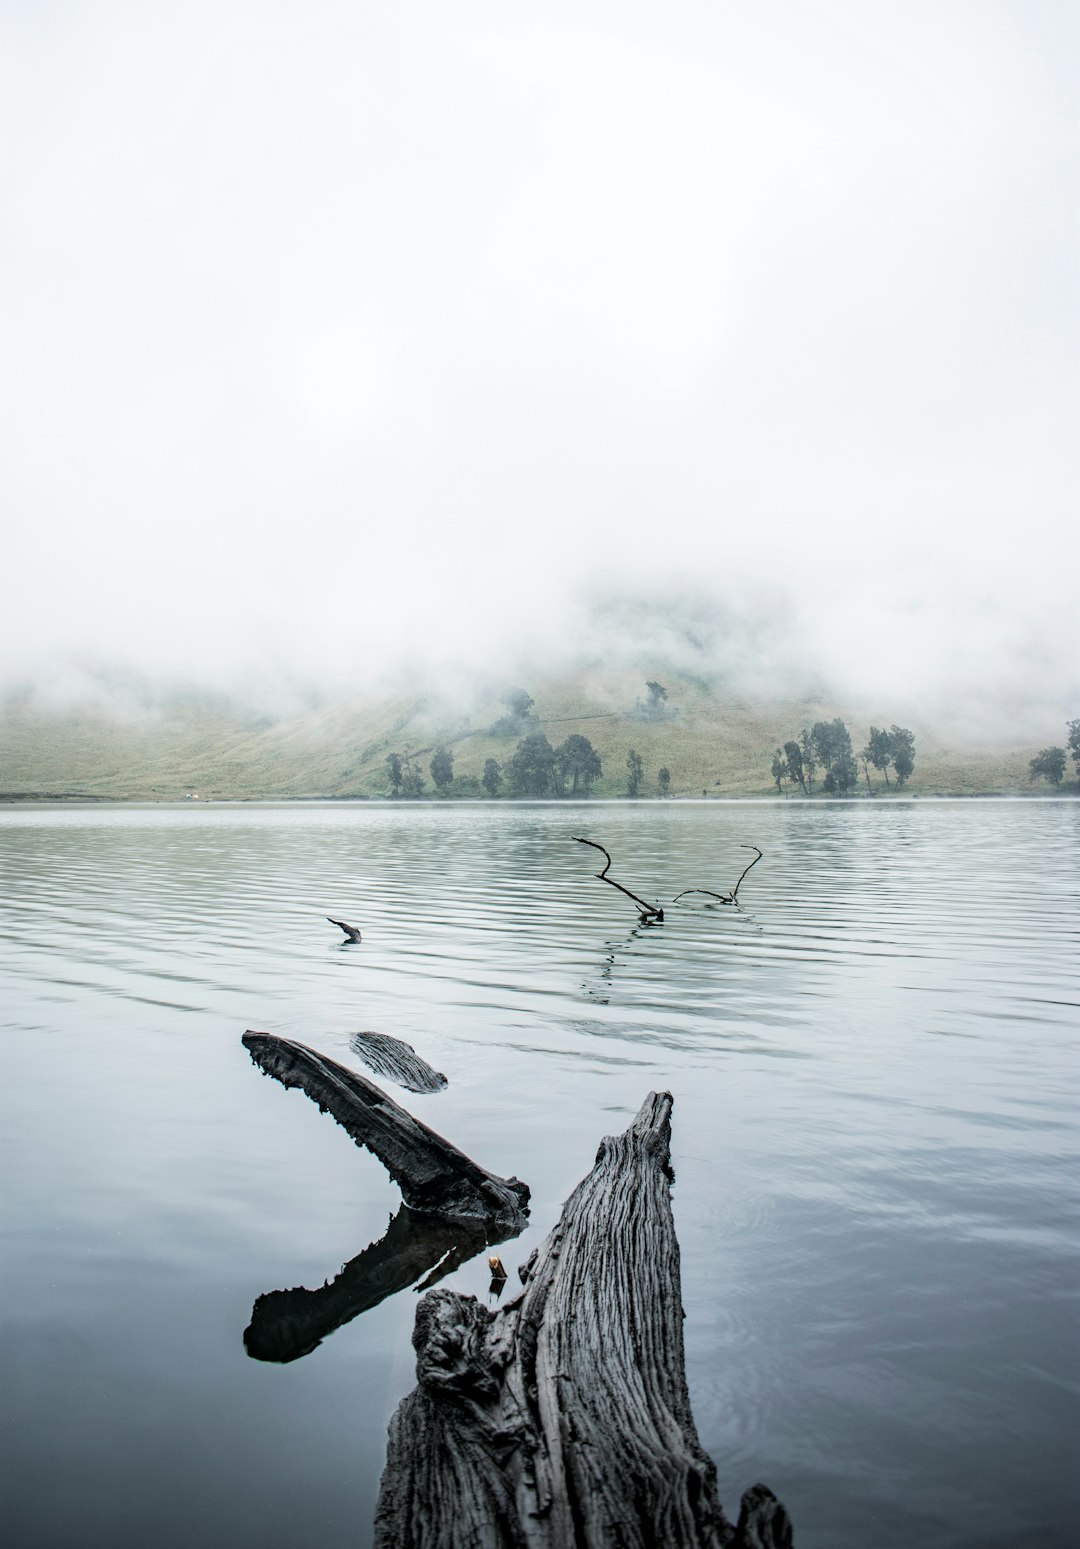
383 733 674 799
382 736 601 799
378 693 1080 799
770 720 915 795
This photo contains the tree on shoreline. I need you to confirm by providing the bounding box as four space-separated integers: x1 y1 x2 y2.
658 766 671 796
812 719 858 794
400 753 425 798
482 758 502 797
890 725 916 786
430 747 454 791
799 727 817 793
385 752 403 795
1029 746 1066 787
771 749 788 795
863 726 893 787
506 732 556 796
555 733 602 796
1068 720 1080 785
626 748 644 797
783 740 807 794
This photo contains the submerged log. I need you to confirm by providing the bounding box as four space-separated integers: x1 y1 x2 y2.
245 1205 507 1364
374 1092 792 1549
243 1032 529 1231
350 1031 449 1095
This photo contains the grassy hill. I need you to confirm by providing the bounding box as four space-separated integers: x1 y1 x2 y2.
0 667 1068 800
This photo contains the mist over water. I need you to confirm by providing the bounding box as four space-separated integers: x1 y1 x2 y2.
1 799 1077 1548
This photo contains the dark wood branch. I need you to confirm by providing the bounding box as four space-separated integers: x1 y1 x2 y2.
572 836 664 922
729 845 763 902
245 1204 511 1364
242 1032 529 1230
327 916 362 942
374 1092 792 1549
350 1031 448 1094
674 846 763 907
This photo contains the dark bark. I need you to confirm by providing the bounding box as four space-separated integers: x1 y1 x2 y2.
572 836 664 923
327 916 362 942
245 1204 510 1364
350 1031 448 1094
674 847 763 907
374 1093 792 1549
243 1032 529 1230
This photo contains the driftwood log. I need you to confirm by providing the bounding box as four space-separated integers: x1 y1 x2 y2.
374 1092 792 1548
350 1031 449 1094
243 1032 529 1230
245 1204 506 1363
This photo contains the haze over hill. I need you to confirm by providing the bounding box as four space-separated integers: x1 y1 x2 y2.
2 600 1072 799
3 3 1075 776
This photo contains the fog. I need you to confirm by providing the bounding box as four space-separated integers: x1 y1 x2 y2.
2 1 1076 733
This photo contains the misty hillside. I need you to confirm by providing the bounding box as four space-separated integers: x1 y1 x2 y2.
0 669 1061 800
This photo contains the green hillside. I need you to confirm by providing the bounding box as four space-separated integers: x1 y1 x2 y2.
1 667 1071 800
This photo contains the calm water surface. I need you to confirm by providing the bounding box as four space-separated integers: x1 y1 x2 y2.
1 800 1077 1548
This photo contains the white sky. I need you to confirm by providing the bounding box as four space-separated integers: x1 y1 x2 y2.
2 0 1076 722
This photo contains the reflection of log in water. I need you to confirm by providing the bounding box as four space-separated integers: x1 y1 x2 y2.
245 1205 510 1363
243 1032 529 1230
374 1092 792 1549
350 1031 448 1094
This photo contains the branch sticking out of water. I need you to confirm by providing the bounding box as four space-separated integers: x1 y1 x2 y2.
673 845 763 907
572 836 664 923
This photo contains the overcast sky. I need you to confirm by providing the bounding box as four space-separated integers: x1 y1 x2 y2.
2 0 1076 723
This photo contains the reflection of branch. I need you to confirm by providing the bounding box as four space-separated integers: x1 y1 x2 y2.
583 923 646 1005
374 1093 793 1549
674 846 763 907
245 1205 510 1363
572 836 664 923
243 1032 529 1230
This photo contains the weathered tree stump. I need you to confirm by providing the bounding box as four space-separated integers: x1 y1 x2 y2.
374 1092 792 1548
243 1031 529 1230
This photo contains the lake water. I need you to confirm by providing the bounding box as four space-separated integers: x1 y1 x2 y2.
1 799 1077 1548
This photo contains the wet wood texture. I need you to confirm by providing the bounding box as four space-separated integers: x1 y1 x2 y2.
374 1092 793 1548
349 1030 449 1094
242 1031 529 1231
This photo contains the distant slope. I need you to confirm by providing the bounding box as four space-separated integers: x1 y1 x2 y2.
0 669 1066 799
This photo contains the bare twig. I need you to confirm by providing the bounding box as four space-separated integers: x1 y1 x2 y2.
673 846 763 907
572 836 664 923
